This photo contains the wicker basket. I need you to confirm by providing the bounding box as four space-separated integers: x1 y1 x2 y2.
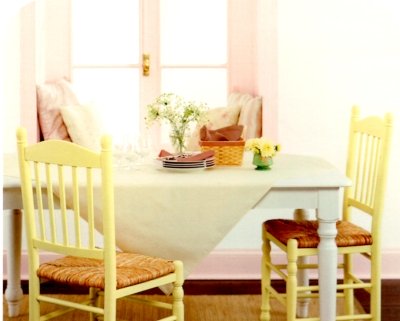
199 140 245 165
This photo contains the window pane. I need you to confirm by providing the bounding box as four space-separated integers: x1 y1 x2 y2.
161 68 227 106
72 0 139 65
72 68 140 144
160 0 227 64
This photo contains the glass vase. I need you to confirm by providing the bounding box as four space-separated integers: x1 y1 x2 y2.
169 125 188 155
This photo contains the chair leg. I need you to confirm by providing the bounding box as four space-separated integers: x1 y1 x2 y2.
103 290 117 321
89 287 101 321
370 252 381 321
287 239 298 321
343 253 354 317
296 256 311 318
294 210 311 318
29 275 41 321
172 261 185 321
260 234 272 321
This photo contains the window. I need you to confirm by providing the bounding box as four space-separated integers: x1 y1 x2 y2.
71 0 228 146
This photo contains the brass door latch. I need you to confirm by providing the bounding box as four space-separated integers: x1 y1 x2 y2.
142 53 150 76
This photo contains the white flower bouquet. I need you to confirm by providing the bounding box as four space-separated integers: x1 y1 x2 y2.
146 93 208 153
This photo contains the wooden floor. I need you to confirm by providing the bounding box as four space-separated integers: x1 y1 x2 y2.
3 294 364 321
4 279 400 320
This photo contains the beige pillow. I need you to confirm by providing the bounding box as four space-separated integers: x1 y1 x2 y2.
60 105 103 151
228 92 253 109
238 96 262 139
36 79 80 141
187 105 242 151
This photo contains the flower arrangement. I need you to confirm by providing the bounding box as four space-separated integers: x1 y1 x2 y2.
245 138 280 157
146 93 208 153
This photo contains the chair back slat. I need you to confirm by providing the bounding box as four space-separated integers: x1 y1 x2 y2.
45 163 58 243
57 164 70 245
17 128 115 260
86 167 96 249
71 166 82 247
365 136 379 206
33 162 46 240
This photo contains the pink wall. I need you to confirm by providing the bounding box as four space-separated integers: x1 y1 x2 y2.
228 0 279 140
19 2 38 143
39 0 71 82
257 0 278 141
228 0 257 96
19 0 71 143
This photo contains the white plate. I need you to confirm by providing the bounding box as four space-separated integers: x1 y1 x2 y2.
158 164 215 172
155 159 215 171
156 153 215 171
162 161 214 168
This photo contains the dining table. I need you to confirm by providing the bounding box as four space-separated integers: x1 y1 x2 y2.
3 151 350 321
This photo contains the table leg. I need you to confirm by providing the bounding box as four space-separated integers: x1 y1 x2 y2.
4 209 23 317
316 189 340 321
294 209 311 318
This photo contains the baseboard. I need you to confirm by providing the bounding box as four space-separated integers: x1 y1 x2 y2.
3 248 400 280
3 279 400 320
3 279 400 321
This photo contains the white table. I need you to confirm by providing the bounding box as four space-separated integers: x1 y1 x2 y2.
3 153 350 321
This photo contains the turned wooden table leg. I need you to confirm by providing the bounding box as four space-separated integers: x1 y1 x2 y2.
4 209 24 317
317 190 340 321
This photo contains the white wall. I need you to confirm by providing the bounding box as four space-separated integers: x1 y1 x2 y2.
212 0 400 279
217 0 400 250
277 0 400 250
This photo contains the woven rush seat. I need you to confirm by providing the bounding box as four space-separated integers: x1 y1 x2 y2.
263 219 373 248
37 252 175 289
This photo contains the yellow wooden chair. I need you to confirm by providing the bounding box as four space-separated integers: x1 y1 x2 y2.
16 128 184 321
260 106 393 321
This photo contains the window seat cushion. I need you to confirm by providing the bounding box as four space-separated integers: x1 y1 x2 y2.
36 78 80 141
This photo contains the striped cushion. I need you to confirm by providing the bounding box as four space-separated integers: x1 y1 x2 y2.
37 252 175 289
263 219 373 248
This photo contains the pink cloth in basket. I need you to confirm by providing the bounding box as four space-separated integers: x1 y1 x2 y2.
200 124 244 142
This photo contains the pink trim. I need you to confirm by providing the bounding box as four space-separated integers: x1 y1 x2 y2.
188 249 400 280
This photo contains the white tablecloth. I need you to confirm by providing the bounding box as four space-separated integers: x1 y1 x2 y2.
3 152 341 279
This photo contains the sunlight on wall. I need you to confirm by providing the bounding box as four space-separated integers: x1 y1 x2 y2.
276 0 400 249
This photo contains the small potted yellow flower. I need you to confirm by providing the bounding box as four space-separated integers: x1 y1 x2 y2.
245 138 280 170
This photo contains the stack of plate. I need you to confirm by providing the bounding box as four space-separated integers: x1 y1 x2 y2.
157 154 215 171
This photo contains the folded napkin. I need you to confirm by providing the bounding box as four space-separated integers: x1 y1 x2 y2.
158 150 215 162
200 124 244 142
158 149 174 158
